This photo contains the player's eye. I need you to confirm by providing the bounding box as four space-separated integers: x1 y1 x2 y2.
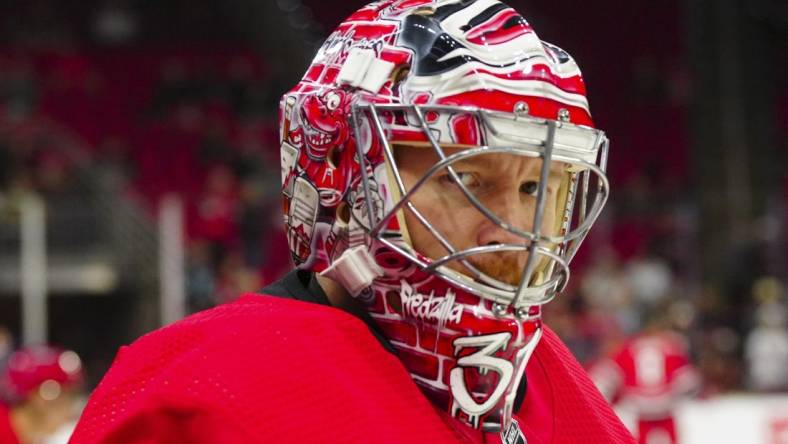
439 171 480 189
520 180 539 196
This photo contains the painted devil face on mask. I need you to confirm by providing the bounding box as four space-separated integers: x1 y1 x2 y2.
299 90 352 161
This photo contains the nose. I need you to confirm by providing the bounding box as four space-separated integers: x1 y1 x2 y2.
475 191 535 247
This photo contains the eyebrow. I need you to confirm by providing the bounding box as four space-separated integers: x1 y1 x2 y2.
451 156 566 179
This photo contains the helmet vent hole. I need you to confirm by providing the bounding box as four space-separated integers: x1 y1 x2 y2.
336 201 350 225
390 64 411 87
327 146 342 169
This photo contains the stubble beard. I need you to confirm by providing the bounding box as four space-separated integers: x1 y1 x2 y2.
466 251 526 286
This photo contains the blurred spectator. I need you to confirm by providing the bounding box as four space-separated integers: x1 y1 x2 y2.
624 249 673 309
0 136 11 190
186 241 217 313
745 277 788 392
194 164 239 254
149 59 196 117
0 327 12 371
547 294 621 364
92 0 139 46
581 247 637 334
696 325 741 395
238 179 270 269
0 57 38 119
0 111 89 200
96 135 135 185
0 345 85 444
225 57 261 117
213 250 262 305
198 120 235 168
590 303 701 444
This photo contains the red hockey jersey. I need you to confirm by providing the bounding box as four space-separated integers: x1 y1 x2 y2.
590 331 700 444
70 294 634 443
0 404 20 444
592 332 700 419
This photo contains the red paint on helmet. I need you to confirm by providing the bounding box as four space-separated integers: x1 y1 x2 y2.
465 9 533 46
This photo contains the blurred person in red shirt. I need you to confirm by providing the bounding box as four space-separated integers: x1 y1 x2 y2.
590 302 701 444
0 345 84 444
194 164 239 248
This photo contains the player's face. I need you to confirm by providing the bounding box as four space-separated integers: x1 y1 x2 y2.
395 145 567 285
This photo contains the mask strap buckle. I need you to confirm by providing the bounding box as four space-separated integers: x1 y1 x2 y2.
320 245 383 296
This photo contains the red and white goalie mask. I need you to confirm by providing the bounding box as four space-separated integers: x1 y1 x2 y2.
279 0 609 433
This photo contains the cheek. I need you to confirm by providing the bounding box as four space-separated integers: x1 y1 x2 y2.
404 188 438 252
407 187 482 253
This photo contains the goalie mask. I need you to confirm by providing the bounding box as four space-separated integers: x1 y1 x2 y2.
279 0 609 433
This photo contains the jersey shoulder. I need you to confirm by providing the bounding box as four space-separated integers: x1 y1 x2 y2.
71 294 462 444
82 294 376 400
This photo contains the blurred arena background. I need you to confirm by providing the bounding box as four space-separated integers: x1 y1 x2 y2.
0 0 786 442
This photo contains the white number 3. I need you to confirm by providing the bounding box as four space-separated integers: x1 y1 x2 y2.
450 332 514 429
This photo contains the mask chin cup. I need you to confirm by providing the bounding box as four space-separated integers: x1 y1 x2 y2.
320 245 383 296
429 244 568 308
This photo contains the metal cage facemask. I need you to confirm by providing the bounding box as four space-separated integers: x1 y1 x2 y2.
350 102 610 311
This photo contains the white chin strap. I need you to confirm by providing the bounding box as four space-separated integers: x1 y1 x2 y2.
319 245 383 296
